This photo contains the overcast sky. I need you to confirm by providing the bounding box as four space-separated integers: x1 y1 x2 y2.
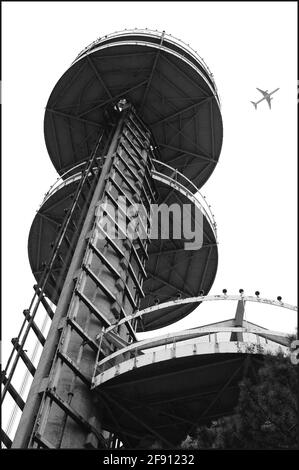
2 1 297 366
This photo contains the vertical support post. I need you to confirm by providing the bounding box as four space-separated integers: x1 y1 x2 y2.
230 300 245 342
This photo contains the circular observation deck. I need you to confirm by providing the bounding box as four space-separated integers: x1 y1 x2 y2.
44 29 222 191
91 309 291 447
28 165 218 331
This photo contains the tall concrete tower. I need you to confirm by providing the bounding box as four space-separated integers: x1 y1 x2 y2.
2 30 293 449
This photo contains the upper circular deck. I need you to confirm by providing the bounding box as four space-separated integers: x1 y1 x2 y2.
44 29 223 190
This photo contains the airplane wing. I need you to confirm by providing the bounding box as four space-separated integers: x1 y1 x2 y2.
256 88 268 97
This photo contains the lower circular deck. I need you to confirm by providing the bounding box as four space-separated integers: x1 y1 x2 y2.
92 343 270 447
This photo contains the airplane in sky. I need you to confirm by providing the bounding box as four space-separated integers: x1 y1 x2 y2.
251 87 279 109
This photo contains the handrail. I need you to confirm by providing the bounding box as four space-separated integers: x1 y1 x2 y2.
39 161 218 239
152 159 217 235
74 29 218 92
73 31 221 108
152 159 199 192
105 293 297 334
42 157 103 206
95 323 289 372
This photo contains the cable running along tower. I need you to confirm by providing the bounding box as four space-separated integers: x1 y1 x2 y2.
2 30 294 449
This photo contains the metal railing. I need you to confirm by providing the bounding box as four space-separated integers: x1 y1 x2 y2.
90 291 297 388
92 321 290 388
39 157 217 240
104 293 297 335
152 159 217 237
41 157 104 207
74 29 217 85
73 29 221 108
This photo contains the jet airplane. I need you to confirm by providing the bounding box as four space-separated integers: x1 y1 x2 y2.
251 88 279 109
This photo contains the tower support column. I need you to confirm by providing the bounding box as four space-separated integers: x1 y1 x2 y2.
12 103 155 449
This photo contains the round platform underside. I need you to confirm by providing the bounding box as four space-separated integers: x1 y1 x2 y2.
28 178 217 332
44 34 223 191
94 350 264 447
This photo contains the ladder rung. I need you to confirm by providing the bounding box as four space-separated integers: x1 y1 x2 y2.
33 286 55 319
89 242 120 280
124 284 138 310
142 170 156 201
129 112 149 139
119 141 144 172
47 389 84 425
96 224 146 280
125 121 146 149
107 176 151 225
116 150 143 184
23 310 46 346
75 289 111 328
105 180 135 213
128 144 156 202
98 226 125 258
122 132 145 162
104 190 149 242
33 432 56 449
113 162 139 196
82 265 116 302
57 351 91 386
1 372 25 410
127 264 145 298
1 429 12 449
46 388 103 444
11 339 36 376
135 235 149 261
129 243 147 279
103 209 148 267
66 317 100 354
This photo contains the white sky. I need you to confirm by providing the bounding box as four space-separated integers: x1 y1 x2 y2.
2 1 297 367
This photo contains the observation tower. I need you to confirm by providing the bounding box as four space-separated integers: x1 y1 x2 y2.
1 30 295 449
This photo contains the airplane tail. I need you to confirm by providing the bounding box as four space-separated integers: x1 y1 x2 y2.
251 101 257 109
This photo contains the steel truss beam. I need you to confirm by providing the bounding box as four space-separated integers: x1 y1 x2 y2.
157 143 216 163
86 55 112 99
46 108 103 128
78 80 148 117
139 31 165 112
100 391 174 448
150 96 213 127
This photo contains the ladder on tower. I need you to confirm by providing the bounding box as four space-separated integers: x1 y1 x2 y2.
1 132 107 448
